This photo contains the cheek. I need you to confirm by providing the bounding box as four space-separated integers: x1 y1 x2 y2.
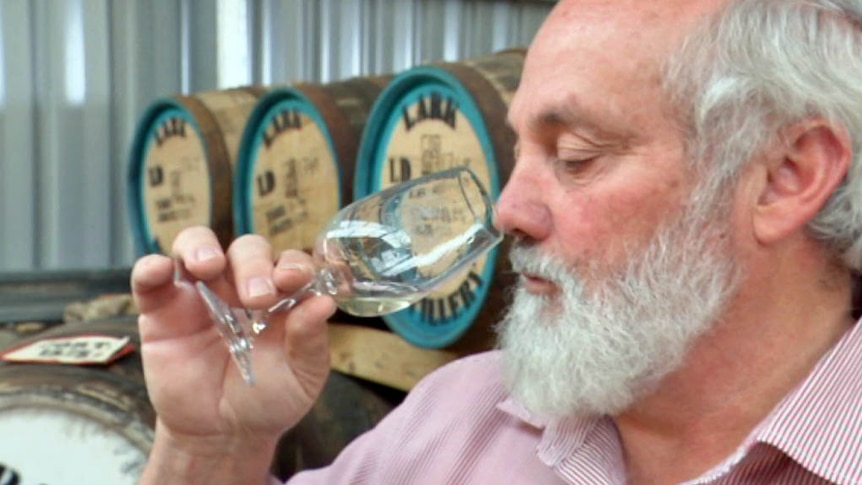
614 182 685 231
548 192 625 264
551 179 688 265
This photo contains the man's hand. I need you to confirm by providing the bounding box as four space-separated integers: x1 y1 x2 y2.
132 226 336 484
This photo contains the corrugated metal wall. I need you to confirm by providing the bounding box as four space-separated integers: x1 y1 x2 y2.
0 0 552 272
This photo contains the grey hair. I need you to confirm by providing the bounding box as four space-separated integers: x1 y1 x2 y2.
663 0 862 271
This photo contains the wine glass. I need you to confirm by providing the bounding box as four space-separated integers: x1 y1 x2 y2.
193 166 502 384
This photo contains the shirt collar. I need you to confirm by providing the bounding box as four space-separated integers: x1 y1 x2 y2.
496 319 862 484
751 319 862 484
497 390 620 469
498 396 625 483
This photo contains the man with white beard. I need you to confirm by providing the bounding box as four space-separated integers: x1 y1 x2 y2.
499 174 739 419
132 0 862 483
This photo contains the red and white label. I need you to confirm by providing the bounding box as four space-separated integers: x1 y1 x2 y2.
0 335 134 365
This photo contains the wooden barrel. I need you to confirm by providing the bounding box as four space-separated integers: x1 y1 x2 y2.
0 316 154 485
353 49 524 349
127 86 267 255
0 316 398 483
233 76 390 254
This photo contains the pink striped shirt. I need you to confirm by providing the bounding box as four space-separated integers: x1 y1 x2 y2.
276 319 862 484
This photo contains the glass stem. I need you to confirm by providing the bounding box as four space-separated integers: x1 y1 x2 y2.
263 279 321 316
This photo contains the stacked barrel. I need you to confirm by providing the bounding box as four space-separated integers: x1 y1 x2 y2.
127 87 267 254
233 76 391 254
354 49 524 349
127 49 526 353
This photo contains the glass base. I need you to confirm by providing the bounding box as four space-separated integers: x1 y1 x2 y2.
195 281 258 385
214 308 256 385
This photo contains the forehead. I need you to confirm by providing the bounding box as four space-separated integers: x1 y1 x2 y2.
535 0 726 42
509 0 728 132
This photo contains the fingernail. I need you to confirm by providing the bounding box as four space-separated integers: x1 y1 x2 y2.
277 262 311 273
195 246 220 262
247 276 275 298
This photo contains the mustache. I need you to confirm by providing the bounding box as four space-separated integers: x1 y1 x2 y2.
508 241 569 284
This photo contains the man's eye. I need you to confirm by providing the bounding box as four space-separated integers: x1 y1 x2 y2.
555 157 595 173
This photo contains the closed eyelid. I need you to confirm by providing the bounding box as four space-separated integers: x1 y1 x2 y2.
557 146 602 159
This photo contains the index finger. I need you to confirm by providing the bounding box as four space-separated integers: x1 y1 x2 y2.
171 226 227 282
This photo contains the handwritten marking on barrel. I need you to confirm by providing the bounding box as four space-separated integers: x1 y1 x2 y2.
256 157 312 237
147 166 164 187
148 117 189 188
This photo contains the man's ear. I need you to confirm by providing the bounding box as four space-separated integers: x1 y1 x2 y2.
753 118 851 245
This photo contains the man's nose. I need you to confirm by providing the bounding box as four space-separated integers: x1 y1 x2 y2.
494 163 552 242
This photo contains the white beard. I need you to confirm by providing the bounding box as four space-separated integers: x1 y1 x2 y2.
497 191 741 420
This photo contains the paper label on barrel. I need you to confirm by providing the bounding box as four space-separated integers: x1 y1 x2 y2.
0 335 133 365
250 104 340 253
380 89 493 325
142 111 210 252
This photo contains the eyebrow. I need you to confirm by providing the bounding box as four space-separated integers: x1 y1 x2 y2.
508 89 600 129
536 108 579 129
514 112 620 149
505 105 582 131
535 97 612 133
